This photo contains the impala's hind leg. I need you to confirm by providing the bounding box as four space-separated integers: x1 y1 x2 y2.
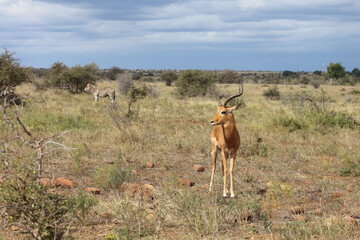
229 151 237 198
209 145 217 192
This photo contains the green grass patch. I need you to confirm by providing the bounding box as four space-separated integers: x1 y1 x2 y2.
24 112 97 132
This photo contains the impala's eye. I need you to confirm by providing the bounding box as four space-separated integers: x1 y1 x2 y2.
221 110 227 115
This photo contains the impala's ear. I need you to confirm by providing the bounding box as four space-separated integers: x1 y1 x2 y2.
229 104 240 112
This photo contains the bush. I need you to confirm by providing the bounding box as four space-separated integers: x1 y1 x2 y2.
263 86 280 100
0 49 29 95
281 90 359 130
218 70 241 84
312 81 321 89
282 71 298 78
327 62 346 79
132 72 143 80
159 70 178 86
46 63 99 93
117 72 133 95
175 70 216 97
106 66 124 80
0 161 76 239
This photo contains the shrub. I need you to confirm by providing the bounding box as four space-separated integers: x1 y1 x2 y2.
281 90 359 130
282 71 298 78
159 70 178 86
273 111 308 132
0 49 29 95
218 70 241 84
46 63 99 93
263 86 280 100
175 70 216 97
313 70 323 76
0 161 75 239
117 72 133 95
312 81 321 89
327 62 346 79
106 66 124 80
132 72 143 80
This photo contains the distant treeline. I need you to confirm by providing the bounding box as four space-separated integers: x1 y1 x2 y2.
29 64 360 87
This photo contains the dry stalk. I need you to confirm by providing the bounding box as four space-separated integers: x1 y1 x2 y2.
0 91 71 178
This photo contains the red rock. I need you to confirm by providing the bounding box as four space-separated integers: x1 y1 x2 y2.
85 187 101 195
139 184 155 201
146 209 157 221
54 177 75 188
193 164 205 172
344 216 357 226
311 208 323 216
145 161 155 168
120 182 141 198
179 178 195 187
350 208 360 219
294 215 307 221
332 191 345 199
101 212 112 219
39 178 51 187
120 182 155 201
291 206 305 215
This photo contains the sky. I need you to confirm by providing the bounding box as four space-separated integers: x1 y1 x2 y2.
0 0 359 71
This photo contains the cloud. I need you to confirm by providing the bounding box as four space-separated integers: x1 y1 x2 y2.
0 0 359 69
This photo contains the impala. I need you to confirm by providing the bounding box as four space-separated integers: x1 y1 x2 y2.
209 83 243 198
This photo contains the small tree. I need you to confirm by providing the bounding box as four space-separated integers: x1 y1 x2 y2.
313 70 323 76
160 70 178 86
0 49 29 95
327 62 346 79
175 70 216 97
351 68 360 77
218 70 241 84
106 66 124 80
48 63 99 93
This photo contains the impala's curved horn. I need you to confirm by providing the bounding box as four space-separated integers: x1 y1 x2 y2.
223 82 243 107
217 95 224 106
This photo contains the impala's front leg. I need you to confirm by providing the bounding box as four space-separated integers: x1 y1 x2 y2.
209 146 217 192
221 150 229 197
229 152 237 198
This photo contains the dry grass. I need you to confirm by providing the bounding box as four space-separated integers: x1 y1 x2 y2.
1 81 360 239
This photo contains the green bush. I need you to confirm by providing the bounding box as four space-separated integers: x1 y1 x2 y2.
106 66 124 80
175 70 216 97
272 111 307 132
263 86 280 100
0 49 29 94
281 90 358 130
327 62 346 79
46 63 99 93
93 163 134 189
159 70 178 86
218 70 241 84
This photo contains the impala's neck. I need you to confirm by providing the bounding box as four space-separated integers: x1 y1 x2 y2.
223 114 237 130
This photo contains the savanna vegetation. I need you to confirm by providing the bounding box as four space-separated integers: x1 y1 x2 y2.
1 50 360 239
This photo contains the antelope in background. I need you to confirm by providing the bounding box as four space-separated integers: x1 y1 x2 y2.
84 83 115 103
209 83 243 198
